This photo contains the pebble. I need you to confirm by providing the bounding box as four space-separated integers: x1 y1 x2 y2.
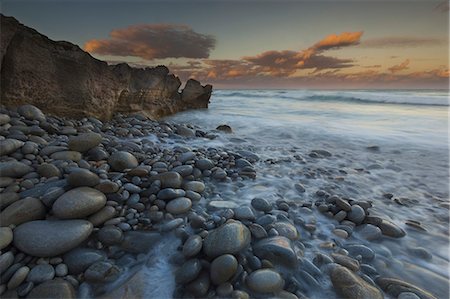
55 263 68 277
28 279 75 298
271 222 299 240
0 252 14 273
108 151 139 171
52 187 106 219
0 197 46 226
331 265 383 299
63 248 106 274
347 205 365 224
253 236 297 267
7 266 30 290
183 235 203 258
68 132 102 153
87 206 116 226
17 105 46 122
183 181 205 193
50 151 82 161
246 269 284 293
195 159 214 170
166 197 192 214
26 264 55 283
153 172 183 188
84 261 119 282
175 259 202 284
157 188 186 201
251 197 272 212
67 169 100 187
210 254 238 285
0 227 13 250
0 161 33 178
234 206 256 221
203 221 251 257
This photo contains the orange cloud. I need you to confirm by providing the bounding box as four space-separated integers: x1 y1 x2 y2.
388 59 410 73
313 31 363 51
85 24 215 60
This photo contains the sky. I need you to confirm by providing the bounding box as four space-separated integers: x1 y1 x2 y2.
1 0 449 89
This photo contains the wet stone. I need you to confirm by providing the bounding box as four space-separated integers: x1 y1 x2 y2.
67 169 100 187
331 265 383 299
247 269 284 293
175 259 202 284
157 188 186 201
210 254 238 285
347 205 365 224
63 248 106 274
183 235 203 258
251 197 272 212
203 221 251 257
26 264 55 284
253 236 297 267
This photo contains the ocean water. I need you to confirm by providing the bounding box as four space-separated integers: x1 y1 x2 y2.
118 90 449 298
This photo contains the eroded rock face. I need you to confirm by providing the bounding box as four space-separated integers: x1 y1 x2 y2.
0 14 212 120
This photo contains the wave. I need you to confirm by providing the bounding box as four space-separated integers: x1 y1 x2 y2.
213 90 449 106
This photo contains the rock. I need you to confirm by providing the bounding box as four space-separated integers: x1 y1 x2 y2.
171 165 193 177
331 253 360 272
0 139 24 156
84 261 119 282
55 263 68 277
175 259 202 284
0 227 13 250
0 113 11 125
398 292 421 299
253 236 297 267
183 181 205 193
7 266 30 290
248 223 268 239
346 244 375 261
183 235 203 258
210 254 238 285
0 161 33 178
52 187 106 219
336 197 352 211
0 16 211 121
331 265 383 299
246 269 284 293
216 125 232 133
87 206 116 226
157 188 186 201
50 151 82 162
37 163 61 178
357 224 382 241
63 248 106 274
234 206 256 221
17 105 45 122
376 277 437 299
26 264 55 283
98 226 123 245
27 279 75 299
203 221 251 257
195 159 214 170
13 220 93 257
0 197 46 226
166 197 192 214
0 192 20 209
186 271 210 297
251 197 272 212
108 151 138 171
96 180 119 194
68 133 102 153
67 169 100 187
347 205 365 224
153 172 183 188
0 252 14 273
271 222 299 240
120 231 161 253
176 126 195 137
377 219 406 238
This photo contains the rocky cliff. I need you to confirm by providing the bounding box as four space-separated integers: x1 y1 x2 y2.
0 14 212 120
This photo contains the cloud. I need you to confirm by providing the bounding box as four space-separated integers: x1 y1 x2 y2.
388 59 410 73
361 37 445 48
313 31 363 51
85 24 215 60
435 1 449 12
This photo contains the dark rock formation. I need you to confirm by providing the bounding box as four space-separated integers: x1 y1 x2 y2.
0 14 212 120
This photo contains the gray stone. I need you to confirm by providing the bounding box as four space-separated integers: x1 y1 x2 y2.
157 188 185 201
63 248 106 274
27 279 75 299
183 235 203 258
108 151 138 171
14 220 93 257
0 113 11 125
87 206 116 226
203 221 251 257
26 264 55 283
195 159 214 170
271 222 299 240
166 197 192 215
234 206 255 221
98 226 123 246
331 253 360 272
336 198 352 211
37 163 61 178
210 254 238 285
247 269 284 293
55 263 68 277
120 231 161 253
179 151 196 163
376 277 437 299
52 187 106 219
357 224 382 241
153 172 183 188
0 252 14 273
377 219 406 238
0 139 24 156
175 259 202 284
398 292 421 299
253 236 297 267
84 261 119 282
67 169 100 187
50 151 82 162
95 180 119 193
7 266 30 290
17 105 45 122
0 161 33 178
172 165 193 177
68 133 102 153
0 197 46 226
0 192 20 209
346 244 375 261
0 227 13 250
183 181 205 193
331 265 383 299
251 197 272 212
248 223 268 239
347 205 365 224
185 272 210 297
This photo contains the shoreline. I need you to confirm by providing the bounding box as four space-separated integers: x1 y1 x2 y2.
1 104 444 299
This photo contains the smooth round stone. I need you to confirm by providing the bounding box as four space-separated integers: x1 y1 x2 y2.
50 151 82 162
68 133 102 153
210 254 238 285
67 169 100 187
234 206 255 221
27 279 75 299
0 227 13 250
217 283 234 297
166 197 192 215
185 191 201 201
98 226 123 246
96 180 119 194
26 264 55 283
55 263 68 277
208 201 238 209
377 219 406 238
185 271 210 297
251 197 272 212
153 172 183 188
53 187 106 219
271 222 299 240
347 205 365 224
0 192 20 209
0 161 33 178
253 236 297 267
333 229 349 239
175 259 202 284
108 151 138 171
172 165 193 177
0 139 24 156
87 206 116 227
358 224 382 240
179 151 196 163
183 235 203 258
0 252 14 272
346 244 375 261
17 281 33 297
0 113 11 125
37 163 61 178
0 197 46 226
63 248 106 274
203 221 251 257
84 261 119 282
157 188 186 201
7 266 30 290
331 265 383 299
336 198 352 211
331 253 360 272
13 220 93 257
183 181 205 193
247 269 284 293
195 159 214 170
17 105 45 122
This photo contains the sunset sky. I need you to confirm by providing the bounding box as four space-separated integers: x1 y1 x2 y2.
1 0 449 89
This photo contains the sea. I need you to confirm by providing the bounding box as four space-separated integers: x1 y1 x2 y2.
106 90 450 298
